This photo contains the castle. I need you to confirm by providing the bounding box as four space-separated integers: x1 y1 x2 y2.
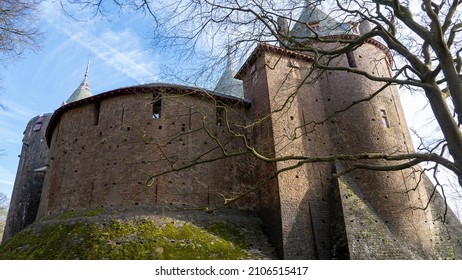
3 6 462 259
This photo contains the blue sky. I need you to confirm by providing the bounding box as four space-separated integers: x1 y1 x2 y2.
0 1 162 196
0 0 460 216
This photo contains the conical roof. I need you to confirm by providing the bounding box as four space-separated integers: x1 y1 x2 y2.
214 47 244 98
214 47 243 98
214 66 243 98
291 2 356 39
65 62 92 104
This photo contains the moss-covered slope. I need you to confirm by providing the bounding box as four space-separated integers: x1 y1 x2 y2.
0 208 276 260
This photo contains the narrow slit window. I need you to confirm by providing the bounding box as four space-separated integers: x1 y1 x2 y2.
93 102 100 126
346 51 357 68
380 110 390 128
216 107 225 126
152 95 162 119
251 64 258 85
289 60 301 79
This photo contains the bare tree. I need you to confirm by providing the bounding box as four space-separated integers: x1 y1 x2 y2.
61 0 462 189
0 192 8 209
0 0 42 64
0 192 7 243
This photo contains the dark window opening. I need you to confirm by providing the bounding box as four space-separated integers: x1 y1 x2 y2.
152 95 162 119
346 51 357 68
216 107 225 126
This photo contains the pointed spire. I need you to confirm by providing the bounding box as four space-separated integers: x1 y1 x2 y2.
226 44 233 70
65 58 93 104
214 43 243 98
84 57 90 80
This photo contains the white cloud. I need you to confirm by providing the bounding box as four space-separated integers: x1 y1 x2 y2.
40 0 158 84
0 99 38 145
0 99 37 122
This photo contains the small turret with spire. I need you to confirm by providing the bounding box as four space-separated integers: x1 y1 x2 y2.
214 43 243 98
63 59 93 105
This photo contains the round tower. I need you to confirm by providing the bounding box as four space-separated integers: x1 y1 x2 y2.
317 38 435 256
3 62 93 242
2 114 52 242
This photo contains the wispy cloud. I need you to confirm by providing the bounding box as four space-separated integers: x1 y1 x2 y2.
0 99 38 145
41 1 158 84
0 98 37 122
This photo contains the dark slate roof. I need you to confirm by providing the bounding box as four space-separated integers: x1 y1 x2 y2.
214 47 244 98
65 62 92 104
214 65 243 98
291 5 357 39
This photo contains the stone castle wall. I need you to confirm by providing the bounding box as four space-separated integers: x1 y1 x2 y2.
37 86 256 218
240 47 335 259
236 39 446 259
5 38 462 259
317 41 436 257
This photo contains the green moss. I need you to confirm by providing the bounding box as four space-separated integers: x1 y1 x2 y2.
58 210 80 220
439 237 456 260
83 208 105 217
0 218 257 260
207 222 248 248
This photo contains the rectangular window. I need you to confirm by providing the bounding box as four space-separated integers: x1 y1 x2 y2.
346 51 357 68
152 95 162 119
380 110 390 128
216 107 225 126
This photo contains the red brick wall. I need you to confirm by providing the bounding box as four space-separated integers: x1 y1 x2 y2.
37 89 255 218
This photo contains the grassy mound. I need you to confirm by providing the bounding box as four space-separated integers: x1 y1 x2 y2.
0 209 274 260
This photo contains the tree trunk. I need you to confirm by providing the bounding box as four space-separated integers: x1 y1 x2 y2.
425 85 462 183
432 43 462 125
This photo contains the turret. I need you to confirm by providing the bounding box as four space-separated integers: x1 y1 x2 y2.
3 62 94 242
236 4 438 259
64 61 92 104
214 45 243 98
2 114 52 242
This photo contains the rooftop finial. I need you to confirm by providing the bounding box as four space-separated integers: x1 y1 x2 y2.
226 39 233 70
84 56 90 79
